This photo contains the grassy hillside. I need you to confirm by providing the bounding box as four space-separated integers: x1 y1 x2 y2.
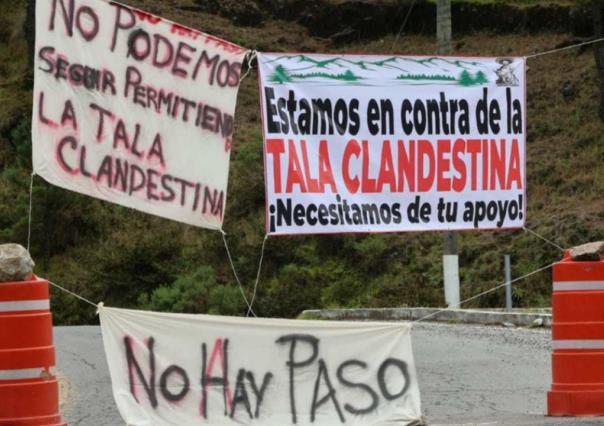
1 0 602 323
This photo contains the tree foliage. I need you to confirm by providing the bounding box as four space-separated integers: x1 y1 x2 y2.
0 0 603 324
139 266 243 315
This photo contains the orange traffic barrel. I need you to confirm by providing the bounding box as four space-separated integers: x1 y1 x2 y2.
548 250 604 416
0 276 66 426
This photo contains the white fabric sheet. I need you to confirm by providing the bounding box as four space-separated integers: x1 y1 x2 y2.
99 306 422 425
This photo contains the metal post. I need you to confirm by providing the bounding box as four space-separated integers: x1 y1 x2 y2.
505 255 512 312
437 0 459 308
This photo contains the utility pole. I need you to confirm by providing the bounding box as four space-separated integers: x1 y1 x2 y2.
437 0 460 308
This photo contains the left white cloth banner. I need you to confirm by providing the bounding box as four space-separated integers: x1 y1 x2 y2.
99 306 423 425
32 0 248 230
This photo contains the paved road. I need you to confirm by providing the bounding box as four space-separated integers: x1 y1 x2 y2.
54 323 604 425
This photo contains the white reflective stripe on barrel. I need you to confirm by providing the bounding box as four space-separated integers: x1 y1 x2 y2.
0 367 53 380
552 340 604 350
553 281 604 292
0 299 50 313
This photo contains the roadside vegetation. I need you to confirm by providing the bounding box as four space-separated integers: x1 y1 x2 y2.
1 0 602 324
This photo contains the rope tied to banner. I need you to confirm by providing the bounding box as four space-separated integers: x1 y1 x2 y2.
524 36 604 60
239 50 258 83
220 230 257 316
27 172 35 253
247 233 269 317
47 279 99 310
220 229 273 318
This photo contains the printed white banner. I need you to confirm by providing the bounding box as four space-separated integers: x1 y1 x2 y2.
99 306 422 425
32 0 248 230
258 53 526 235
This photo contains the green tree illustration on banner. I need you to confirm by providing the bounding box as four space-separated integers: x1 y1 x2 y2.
458 70 474 86
342 70 357 81
269 65 292 83
458 70 489 86
474 71 488 84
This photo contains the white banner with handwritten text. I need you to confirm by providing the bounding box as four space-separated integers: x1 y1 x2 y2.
99 306 422 425
33 0 247 230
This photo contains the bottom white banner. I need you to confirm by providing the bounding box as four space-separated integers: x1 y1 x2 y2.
99 306 422 425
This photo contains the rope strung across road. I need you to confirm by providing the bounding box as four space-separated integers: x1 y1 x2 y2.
413 261 555 323
525 36 604 60
37 228 561 322
523 225 565 252
47 280 98 309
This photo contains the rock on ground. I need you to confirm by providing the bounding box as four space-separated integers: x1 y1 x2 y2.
0 243 35 282
570 241 604 261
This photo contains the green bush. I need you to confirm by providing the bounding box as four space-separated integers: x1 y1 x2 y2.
139 266 244 315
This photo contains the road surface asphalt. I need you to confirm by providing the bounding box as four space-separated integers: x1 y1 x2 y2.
54 322 604 426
